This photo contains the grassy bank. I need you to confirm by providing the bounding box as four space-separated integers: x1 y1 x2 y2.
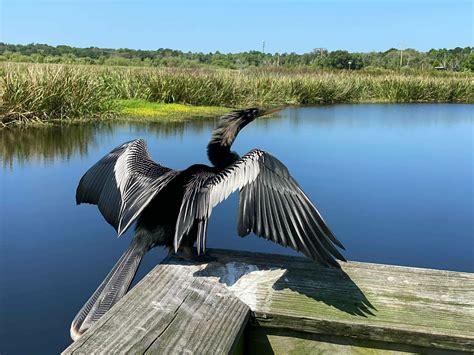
114 99 228 121
1 63 472 125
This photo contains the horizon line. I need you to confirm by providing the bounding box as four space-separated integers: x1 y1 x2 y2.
2 42 473 55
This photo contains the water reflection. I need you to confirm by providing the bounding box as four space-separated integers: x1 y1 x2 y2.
0 113 286 169
0 118 220 169
0 123 105 169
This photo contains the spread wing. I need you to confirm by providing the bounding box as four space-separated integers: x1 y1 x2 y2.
174 149 345 266
76 139 178 235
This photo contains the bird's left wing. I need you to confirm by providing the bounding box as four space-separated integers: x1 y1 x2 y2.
173 149 345 266
76 139 179 235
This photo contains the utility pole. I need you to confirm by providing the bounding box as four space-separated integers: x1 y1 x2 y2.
313 48 326 58
398 42 405 68
262 40 265 53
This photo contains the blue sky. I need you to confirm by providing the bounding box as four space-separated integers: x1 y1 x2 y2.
1 0 472 53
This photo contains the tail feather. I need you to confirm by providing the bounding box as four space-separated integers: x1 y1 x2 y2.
70 241 143 340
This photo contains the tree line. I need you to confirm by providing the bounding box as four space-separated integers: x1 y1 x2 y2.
1 43 472 71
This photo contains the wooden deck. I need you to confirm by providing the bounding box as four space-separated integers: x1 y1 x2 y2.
63 249 474 354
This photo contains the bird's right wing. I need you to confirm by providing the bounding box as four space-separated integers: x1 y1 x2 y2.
76 139 178 235
173 149 345 266
235 151 345 266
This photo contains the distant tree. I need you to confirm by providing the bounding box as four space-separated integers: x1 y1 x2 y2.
460 52 474 71
0 42 471 71
324 50 362 69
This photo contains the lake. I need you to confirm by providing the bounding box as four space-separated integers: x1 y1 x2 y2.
0 104 473 354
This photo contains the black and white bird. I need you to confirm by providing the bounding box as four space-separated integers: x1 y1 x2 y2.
71 107 345 340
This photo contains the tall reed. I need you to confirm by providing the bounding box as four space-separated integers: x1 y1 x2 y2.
1 63 472 124
1 64 114 124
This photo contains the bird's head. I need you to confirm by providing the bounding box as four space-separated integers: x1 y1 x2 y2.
219 107 283 132
232 107 283 124
208 107 284 168
210 107 284 148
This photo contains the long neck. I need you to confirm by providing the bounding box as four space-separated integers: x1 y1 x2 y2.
207 118 244 169
207 142 239 170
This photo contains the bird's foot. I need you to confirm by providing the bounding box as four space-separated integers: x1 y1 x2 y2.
188 246 218 262
171 246 194 262
193 253 218 263
171 247 217 263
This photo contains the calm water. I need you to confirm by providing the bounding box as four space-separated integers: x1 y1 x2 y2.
1 104 473 354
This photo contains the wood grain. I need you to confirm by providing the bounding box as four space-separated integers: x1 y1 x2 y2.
244 327 467 355
62 249 474 353
62 258 250 354
189 249 474 352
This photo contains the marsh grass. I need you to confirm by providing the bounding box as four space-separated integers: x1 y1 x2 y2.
1 63 472 125
1 64 114 125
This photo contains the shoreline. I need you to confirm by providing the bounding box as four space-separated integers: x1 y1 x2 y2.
0 100 230 128
2 99 473 128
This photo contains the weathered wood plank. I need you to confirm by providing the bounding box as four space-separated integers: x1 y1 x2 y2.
245 327 467 355
191 249 474 352
62 258 250 354
63 249 474 353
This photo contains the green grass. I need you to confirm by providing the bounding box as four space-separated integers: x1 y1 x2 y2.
1 63 472 126
114 99 229 121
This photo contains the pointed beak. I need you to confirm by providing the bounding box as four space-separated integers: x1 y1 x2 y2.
260 107 284 117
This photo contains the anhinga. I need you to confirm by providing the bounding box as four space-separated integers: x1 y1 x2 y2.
71 107 345 340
